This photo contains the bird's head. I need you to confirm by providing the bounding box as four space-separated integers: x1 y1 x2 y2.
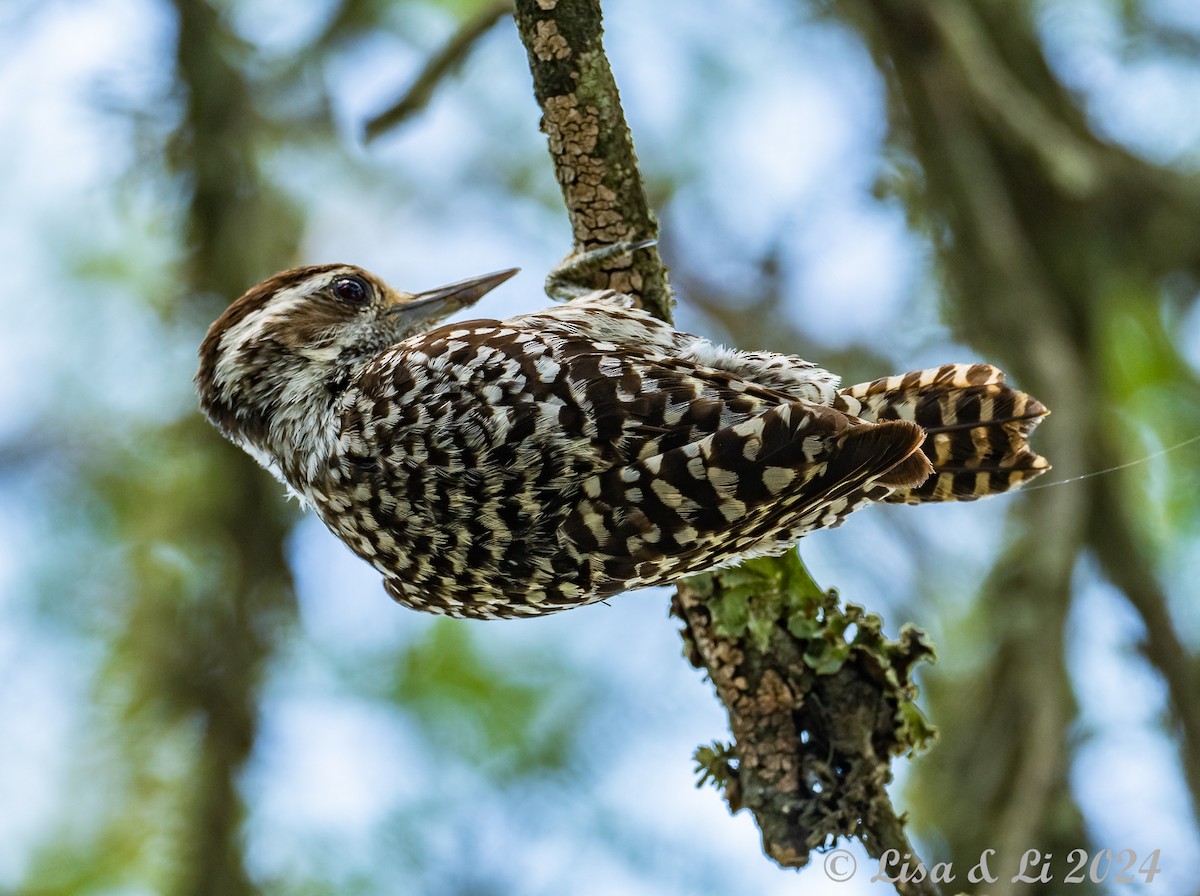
196 263 518 464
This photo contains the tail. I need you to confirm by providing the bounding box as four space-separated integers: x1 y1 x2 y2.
833 363 1050 503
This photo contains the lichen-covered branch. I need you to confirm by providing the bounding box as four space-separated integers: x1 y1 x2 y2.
676 555 936 892
513 0 671 321
514 1 939 885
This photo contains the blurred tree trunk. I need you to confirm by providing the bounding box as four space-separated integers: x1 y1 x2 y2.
831 0 1200 891
91 1 305 893
163 2 303 892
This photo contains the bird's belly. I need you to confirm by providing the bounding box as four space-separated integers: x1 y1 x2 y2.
307 459 607 618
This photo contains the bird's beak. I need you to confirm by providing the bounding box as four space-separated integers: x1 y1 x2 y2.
386 268 520 329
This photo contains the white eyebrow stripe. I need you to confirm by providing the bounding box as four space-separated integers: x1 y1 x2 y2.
213 272 342 387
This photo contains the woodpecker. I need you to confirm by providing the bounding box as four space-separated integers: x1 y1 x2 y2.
196 256 1048 619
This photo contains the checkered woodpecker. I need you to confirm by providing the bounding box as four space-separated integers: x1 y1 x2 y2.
196 257 1049 618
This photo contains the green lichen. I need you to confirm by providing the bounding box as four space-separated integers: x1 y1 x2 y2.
693 740 738 791
690 548 938 757
692 550 825 654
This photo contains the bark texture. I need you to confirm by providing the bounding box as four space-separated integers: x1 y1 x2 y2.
513 0 672 321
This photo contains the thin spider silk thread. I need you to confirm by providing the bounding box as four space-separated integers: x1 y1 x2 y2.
1018 433 1200 492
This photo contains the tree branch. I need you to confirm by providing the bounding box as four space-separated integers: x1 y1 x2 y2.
514 3 938 885
512 0 671 321
676 562 936 883
364 1 515 141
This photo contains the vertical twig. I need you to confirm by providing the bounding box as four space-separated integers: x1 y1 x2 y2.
512 0 671 320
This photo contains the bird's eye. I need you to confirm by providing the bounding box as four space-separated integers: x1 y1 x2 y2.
333 276 370 306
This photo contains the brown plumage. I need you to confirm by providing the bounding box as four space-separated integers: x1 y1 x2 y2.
196 263 1049 619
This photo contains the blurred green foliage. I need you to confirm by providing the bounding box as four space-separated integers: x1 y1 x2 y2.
387 621 592 779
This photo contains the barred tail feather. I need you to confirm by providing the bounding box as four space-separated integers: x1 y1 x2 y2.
833 363 1050 503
